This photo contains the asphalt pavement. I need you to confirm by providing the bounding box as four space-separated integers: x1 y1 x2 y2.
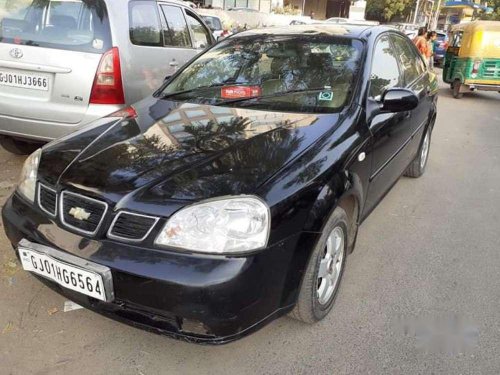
1 75 500 375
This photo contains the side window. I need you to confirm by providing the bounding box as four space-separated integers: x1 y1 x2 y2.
391 35 422 85
160 5 191 47
129 1 162 46
185 12 211 49
369 36 402 98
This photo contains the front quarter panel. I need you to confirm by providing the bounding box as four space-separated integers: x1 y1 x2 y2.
258 108 369 243
256 107 370 308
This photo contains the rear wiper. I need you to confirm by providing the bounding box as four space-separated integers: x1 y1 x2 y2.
215 87 333 105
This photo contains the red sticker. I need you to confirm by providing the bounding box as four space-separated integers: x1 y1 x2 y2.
221 86 262 99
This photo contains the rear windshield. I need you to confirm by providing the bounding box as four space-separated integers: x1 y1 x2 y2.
0 0 111 53
158 35 364 113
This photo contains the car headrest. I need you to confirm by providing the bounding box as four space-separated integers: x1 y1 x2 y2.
51 15 77 29
308 53 333 69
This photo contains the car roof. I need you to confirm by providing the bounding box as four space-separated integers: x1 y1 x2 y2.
199 14 220 18
235 24 389 39
153 0 191 7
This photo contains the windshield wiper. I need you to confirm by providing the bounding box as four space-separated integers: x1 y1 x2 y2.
160 80 253 100
159 83 227 99
215 87 333 106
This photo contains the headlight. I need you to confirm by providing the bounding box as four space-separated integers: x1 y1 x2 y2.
155 196 270 254
18 148 42 203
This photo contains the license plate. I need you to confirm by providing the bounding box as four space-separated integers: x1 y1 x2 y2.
18 246 109 302
0 70 50 91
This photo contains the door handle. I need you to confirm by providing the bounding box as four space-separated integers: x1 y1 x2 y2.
169 59 179 67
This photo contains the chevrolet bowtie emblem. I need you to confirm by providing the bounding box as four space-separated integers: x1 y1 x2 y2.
69 207 91 221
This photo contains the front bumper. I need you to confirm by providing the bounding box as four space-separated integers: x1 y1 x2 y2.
2 193 316 344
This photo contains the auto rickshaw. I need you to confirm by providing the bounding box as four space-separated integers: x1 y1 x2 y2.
443 21 500 98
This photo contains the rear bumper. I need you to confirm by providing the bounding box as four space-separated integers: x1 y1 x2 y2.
434 53 445 62
2 192 316 344
464 82 500 91
0 104 122 141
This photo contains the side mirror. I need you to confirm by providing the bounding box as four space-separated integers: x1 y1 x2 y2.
381 88 418 112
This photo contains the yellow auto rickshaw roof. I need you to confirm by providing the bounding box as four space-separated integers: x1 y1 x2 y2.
452 21 500 58
451 20 500 33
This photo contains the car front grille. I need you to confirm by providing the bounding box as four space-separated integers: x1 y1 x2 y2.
38 183 57 216
60 191 108 235
108 212 159 241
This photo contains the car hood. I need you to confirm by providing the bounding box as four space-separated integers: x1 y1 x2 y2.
39 98 340 205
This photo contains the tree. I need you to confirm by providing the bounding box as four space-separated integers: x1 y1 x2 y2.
366 0 416 22
480 0 500 20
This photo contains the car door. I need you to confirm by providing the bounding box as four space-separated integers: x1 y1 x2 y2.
184 10 214 52
363 34 416 215
391 33 432 159
127 0 176 103
158 3 200 77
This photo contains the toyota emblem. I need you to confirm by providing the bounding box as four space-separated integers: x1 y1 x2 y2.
10 48 23 59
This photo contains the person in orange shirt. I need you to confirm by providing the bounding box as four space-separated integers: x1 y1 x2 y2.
413 27 429 61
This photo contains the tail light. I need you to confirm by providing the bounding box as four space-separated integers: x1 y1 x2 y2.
90 47 125 105
472 60 481 75
107 106 137 119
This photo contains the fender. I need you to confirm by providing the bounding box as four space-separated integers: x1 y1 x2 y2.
302 170 364 236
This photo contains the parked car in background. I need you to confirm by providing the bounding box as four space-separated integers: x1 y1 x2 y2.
0 0 214 154
227 7 259 12
433 31 449 66
395 23 419 35
289 18 322 25
200 14 231 40
3 24 438 344
325 17 348 23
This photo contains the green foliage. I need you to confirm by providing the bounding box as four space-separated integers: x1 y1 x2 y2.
366 0 416 21
480 0 500 20
272 5 301 15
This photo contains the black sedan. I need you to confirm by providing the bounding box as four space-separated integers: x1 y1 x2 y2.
2 25 438 344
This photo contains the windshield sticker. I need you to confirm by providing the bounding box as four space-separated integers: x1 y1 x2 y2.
92 39 104 50
221 86 262 99
318 91 334 101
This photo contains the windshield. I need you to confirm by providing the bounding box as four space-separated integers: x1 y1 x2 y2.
158 35 364 113
0 0 111 53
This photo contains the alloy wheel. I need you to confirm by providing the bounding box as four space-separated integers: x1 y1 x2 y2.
317 226 345 305
420 130 430 170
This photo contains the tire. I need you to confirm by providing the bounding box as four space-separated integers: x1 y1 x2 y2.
0 137 40 155
290 207 349 324
452 79 463 99
405 125 432 178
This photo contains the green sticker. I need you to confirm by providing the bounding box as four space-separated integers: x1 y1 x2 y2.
318 91 333 101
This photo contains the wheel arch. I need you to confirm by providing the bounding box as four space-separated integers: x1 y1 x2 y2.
303 170 364 253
